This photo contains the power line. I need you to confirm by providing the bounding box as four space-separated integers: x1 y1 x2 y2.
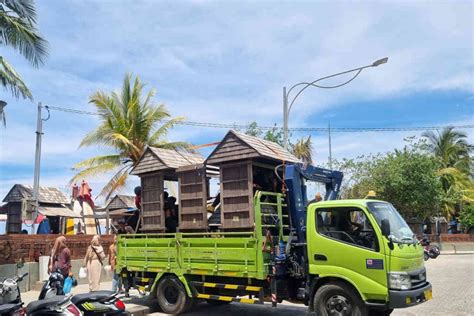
46 105 474 133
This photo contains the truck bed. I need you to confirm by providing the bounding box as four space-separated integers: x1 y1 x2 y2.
117 232 271 280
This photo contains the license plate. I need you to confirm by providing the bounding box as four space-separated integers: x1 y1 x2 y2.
424 289 433 301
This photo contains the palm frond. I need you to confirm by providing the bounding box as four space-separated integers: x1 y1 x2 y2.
76 73 189 196
69 161 119 184
73 154 121 169
152 140 194 152
97 165 131 200
292 136 313 164
0 10 48 67
0 56 32 99
0 0 37 23
148 116 185 144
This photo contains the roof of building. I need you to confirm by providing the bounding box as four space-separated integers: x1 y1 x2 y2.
39 205 81 218
2 184 70 204
106 194 136 210
206 130 300 165
130 147 204 175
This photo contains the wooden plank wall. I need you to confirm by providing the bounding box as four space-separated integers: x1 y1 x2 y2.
141 173 165 232
6 203 22 233
220 161 254 229
178 168 208 230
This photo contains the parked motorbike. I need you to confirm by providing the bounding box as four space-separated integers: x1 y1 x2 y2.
0 273 80 316
419 235 441 260
40 271 129 316
0 273 27 316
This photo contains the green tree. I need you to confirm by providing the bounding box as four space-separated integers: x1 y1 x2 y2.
292 136 313 164
71 73 190 200
422 127 472 175
422 127 473 216
0 0 48 125
459 204 474 234
244 121 285 147
335 139 443 220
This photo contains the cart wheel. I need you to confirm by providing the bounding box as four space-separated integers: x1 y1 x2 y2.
156 276 190 314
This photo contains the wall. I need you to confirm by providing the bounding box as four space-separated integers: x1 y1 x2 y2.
0 259 113 292
0 234 114 265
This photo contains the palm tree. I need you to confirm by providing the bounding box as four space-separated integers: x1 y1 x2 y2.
423 127 473 216
292 136 313 165
71 73 190 200
422 127 473 174
0 0 48 126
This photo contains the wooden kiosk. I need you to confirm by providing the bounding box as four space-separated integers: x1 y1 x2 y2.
206 130 300 230
130 147 204 232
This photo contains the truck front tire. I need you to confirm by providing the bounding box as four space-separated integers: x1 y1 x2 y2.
314 281 367 316
156 276 191 314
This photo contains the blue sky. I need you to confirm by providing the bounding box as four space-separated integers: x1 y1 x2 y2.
0 0 472 204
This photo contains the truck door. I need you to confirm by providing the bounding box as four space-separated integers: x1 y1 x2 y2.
307 205 388 301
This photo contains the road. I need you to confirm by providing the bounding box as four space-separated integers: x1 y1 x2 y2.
137 254 474 316
21 254 474 315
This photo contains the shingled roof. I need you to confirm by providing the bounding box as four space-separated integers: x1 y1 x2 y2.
106 194 136 210
206 130 300 165
2 184 70 204
130 147 204 175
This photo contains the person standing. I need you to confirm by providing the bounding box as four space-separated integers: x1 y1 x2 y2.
83 235 106 291
49 236 72 279
109 235 122 292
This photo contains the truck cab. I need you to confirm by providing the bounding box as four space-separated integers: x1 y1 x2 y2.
306 199 432 315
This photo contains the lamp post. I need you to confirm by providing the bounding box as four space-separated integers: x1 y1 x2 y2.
282 57 389 152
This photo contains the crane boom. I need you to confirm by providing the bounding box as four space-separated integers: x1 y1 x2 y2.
284 164 343 243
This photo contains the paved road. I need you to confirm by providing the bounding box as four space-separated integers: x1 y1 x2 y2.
137 254 474 316
21 254 474 315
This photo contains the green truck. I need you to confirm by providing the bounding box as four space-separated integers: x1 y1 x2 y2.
117 164 432 316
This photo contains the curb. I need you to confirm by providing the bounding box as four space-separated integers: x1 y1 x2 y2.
127 305 150 316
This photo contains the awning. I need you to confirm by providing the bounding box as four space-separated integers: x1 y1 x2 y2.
39 206 82 218
108 208 136 217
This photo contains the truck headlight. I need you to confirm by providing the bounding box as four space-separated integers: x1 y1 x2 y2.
388 272 411 290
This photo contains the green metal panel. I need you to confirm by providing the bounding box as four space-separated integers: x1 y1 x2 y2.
116 191 286 281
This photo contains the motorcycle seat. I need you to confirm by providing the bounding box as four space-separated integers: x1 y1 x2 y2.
26 296 68 313
0 302 22 314
71 290 116 305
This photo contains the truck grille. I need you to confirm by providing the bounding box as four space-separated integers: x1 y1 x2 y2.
409 268 427 289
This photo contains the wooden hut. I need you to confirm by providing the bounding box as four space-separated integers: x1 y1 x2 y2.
106 195 136 218
2 184 80 234
176 163 219 231
130 147 204 232
205 130 300 230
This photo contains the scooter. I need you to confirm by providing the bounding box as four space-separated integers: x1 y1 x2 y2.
419 235 440 261
40 271 129 316
0 273 80 316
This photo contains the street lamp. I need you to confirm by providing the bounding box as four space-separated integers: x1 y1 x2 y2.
282 57 389 149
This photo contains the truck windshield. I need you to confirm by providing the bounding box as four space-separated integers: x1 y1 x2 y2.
367 202 415 243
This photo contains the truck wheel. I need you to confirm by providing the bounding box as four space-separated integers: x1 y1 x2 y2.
156 276 190 314
314 282 367 316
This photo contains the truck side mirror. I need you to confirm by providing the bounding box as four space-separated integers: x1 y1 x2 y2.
381 219 390 237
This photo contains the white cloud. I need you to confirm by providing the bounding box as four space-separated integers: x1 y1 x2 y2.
1 0 472 205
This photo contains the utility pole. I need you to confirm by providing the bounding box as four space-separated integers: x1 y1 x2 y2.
328 122 333 169
32 102 45 233
282 86 288 148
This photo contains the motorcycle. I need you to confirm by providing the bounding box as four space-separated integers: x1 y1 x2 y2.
40 271 129 316
419 235 441 261
0 273 80 316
